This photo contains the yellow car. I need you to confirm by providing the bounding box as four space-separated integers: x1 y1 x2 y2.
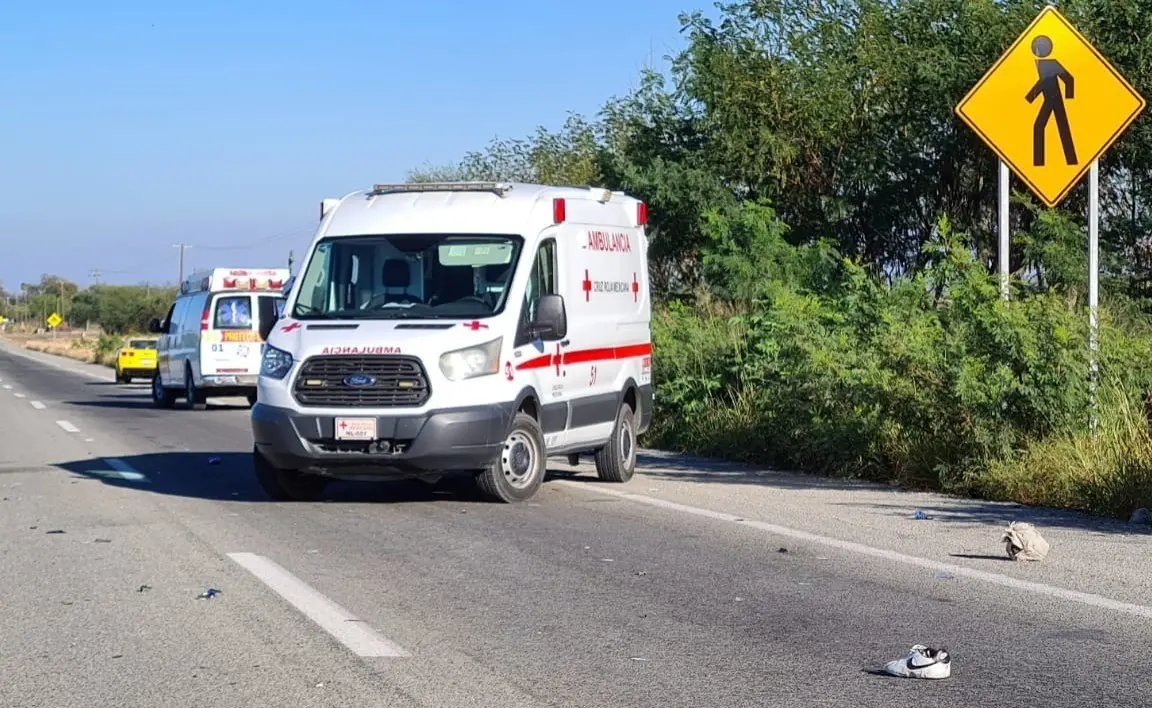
115 338 159 384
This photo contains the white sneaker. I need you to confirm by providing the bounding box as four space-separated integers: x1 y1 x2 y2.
883 644 951 679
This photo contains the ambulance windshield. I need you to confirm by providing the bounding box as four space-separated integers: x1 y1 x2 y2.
291 234 523 320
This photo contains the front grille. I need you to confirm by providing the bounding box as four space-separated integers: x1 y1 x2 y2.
293 355 431 408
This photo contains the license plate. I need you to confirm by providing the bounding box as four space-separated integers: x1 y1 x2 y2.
335 417 376 441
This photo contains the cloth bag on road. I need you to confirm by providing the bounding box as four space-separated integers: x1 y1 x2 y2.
1001 521 1050 562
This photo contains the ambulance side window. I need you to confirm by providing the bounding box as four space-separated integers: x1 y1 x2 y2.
516 239 557 346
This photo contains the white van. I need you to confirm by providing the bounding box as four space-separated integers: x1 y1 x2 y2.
149 268 289 409
252 182 653 503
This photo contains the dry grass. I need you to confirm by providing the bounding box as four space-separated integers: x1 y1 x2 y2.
979 383 1152 518
7 331 121 368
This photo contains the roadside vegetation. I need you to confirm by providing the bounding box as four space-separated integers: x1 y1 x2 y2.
6 1 1152 517
407 0 1152 518
0 275 172 367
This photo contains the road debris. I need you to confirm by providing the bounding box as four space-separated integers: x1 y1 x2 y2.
913 510 930 520
196 588 222 599
1001 521 1050 561
635 570 647 576
45 529 65 535
94 538 112 544
934 572 955 580
777 547 788 553
882 644 951 679
137 584 152 593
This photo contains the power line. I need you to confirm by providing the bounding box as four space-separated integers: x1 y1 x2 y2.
99 223 314 281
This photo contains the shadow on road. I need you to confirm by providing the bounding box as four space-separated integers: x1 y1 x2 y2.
54 452 580 505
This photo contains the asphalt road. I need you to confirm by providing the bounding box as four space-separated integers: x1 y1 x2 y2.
1 339 1150 708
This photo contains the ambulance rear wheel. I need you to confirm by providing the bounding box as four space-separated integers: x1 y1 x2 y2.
253 446 328 502
184 364 207 410
475 412 546 503
152 374 176 408
594 401 637 483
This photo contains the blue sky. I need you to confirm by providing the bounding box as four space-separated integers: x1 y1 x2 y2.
0 0 706 290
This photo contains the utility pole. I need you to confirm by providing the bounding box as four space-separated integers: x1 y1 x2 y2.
172 243 192 284
89 269 102 285
288 250 295 275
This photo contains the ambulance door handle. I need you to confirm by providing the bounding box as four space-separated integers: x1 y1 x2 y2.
560 339 571 347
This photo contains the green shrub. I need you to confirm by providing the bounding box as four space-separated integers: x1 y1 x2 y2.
646 203 1152 517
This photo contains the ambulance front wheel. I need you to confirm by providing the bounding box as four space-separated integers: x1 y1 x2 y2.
594 401 637 483
475 412 546 503
253 446 328 502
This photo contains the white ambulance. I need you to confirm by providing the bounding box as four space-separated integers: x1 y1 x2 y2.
149 267 289 409
252 182 653 503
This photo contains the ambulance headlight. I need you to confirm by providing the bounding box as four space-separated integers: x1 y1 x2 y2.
260 345 294 380
439 337 502 381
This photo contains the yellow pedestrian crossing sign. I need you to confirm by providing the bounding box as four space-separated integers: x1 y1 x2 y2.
955 5 1145 208
46 312 62 329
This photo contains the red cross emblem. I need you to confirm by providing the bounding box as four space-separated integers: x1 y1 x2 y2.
632 273 640 302
282 322 301 333
582 269 592 302
504 361 514 381
463 320 489 330
338 421 347 431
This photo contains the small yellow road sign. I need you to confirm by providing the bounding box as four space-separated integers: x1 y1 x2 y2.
46 312 62 329
956 5 1145 208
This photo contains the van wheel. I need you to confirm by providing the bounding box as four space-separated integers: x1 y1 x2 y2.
594 401 637 483
152 374 176 408
253 446 327 501
185 365 206 410
475 412 546 503
247 393 258 407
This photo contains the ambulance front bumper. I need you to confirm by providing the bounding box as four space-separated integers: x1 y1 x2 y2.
251 402 514 476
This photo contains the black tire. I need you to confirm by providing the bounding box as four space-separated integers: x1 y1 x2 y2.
475 412 547 503
253 446 327 501
247 393 258 407
152 373 176 408
594 400 638 483
115 369 125 384
185 364 207 410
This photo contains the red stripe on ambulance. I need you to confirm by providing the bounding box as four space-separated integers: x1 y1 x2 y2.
515 343 652 371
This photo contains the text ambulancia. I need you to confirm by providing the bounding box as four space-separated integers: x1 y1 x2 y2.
252 181 653 503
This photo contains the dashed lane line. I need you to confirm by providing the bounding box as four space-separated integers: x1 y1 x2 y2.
30 401 46 410
55 420 81 434
227 552 409 658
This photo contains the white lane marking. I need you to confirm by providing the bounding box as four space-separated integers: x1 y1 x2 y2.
103 458 149 483
227 552 408 658
55 420 80 434
13 393 25 398
553 480 1152 621
30 401 46 409
2 385 11 390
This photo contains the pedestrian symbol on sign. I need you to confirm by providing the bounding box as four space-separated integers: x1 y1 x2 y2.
1027 35 1077 167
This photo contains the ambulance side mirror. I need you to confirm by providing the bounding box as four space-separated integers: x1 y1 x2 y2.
532 294 567 341
148 318 164 334
282 276 295 296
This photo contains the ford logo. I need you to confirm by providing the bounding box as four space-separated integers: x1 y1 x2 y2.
343 374 376 387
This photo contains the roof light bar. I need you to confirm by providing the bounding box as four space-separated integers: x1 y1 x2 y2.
370 181 514 197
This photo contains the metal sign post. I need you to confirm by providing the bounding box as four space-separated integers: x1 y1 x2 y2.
1088 162 1099 435
999 161 1010 300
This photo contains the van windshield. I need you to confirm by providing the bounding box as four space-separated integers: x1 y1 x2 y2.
291 234 523 320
